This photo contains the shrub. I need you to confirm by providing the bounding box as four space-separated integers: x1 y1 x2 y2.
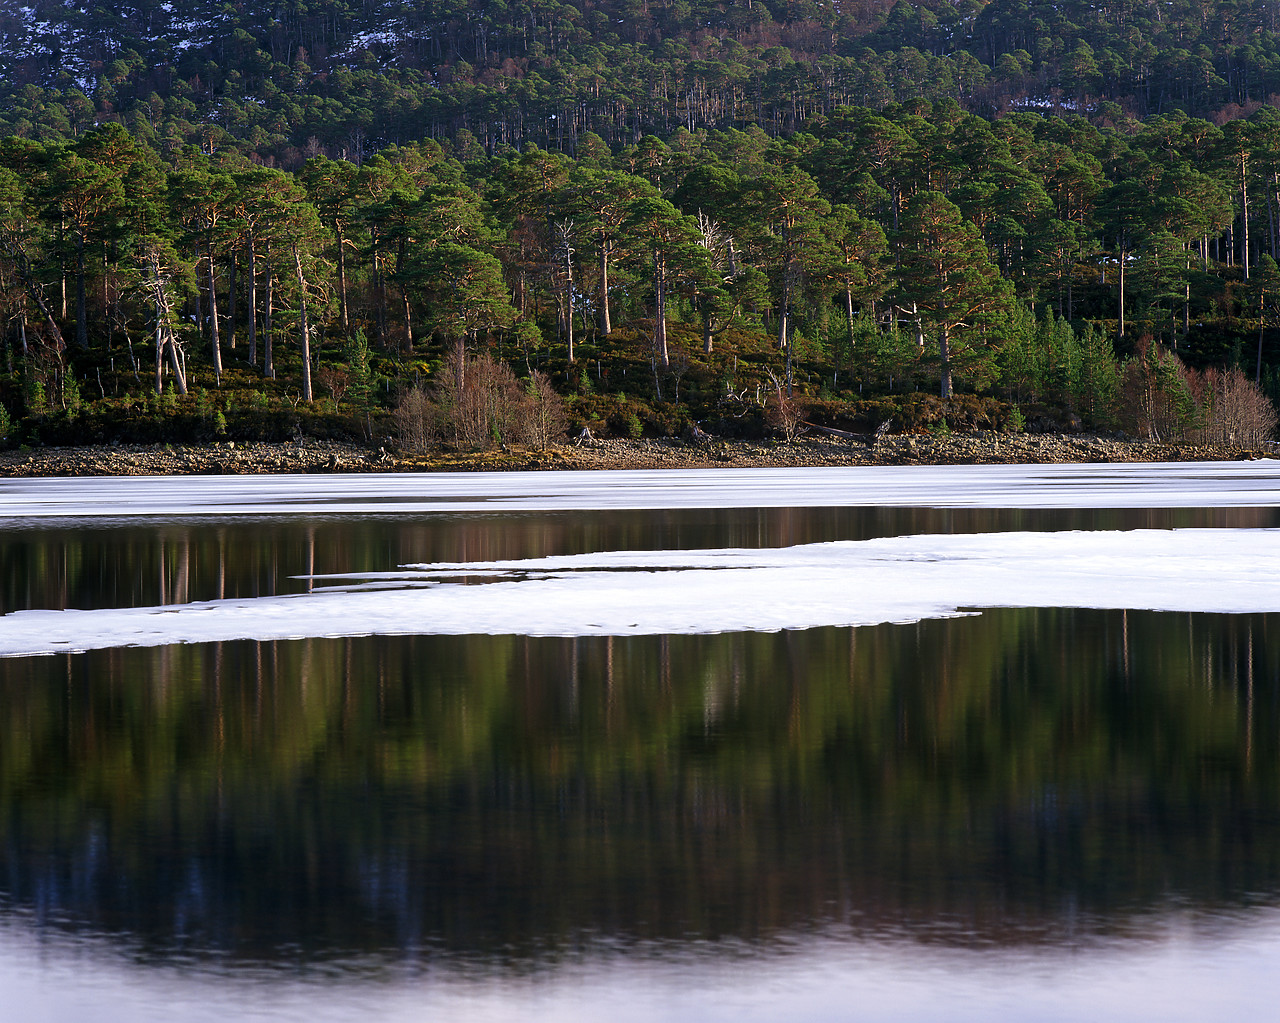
524 370 569 449
395 350 568 452
1186 366 1278 446
393 385 434 453
764 370 804 442
443 350 527 449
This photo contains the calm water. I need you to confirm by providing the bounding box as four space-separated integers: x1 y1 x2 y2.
2 502 1279 1021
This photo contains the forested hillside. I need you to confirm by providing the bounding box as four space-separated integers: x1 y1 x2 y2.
0 2 1278 450
6 1 1280 160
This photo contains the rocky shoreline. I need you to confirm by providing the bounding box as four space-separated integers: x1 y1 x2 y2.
0 431 1274 478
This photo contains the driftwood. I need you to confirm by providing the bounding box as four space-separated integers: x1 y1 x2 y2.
682 420 712 444
800 419 893 448
800 421 861 440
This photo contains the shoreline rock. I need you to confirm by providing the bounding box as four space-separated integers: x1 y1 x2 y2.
0 432 1274 478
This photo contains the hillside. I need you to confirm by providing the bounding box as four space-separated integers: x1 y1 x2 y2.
5 2 1280 163
0 3 1278 455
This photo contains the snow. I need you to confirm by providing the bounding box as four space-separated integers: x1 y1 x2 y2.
1015 96 1083 111
0 462 1278 520
3 464 1276 655
1 528 1275 656
345 27 406 49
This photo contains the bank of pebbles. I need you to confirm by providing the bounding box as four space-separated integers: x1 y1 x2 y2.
0 432 1273 478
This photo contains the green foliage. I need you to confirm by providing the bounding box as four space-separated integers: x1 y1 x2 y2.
996 304 1039 403
1075 323 1121 429
1119 340 1199 440
62 375 81 415
22 376 45 416
2 57 1280 447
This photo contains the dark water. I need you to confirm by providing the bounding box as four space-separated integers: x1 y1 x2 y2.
2 505 1276 613
1 506 1279 1021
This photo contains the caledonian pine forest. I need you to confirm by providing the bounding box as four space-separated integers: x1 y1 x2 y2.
5 0 1280 449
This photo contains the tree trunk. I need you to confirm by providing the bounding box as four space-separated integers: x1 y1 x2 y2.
154 319 187 396
294 247 313 402
654 250 669 368
263 238 274 379
776 270 790 351
106 264 115 356
784 317 794 395
1241 151 1251 280
59 219 66 318
154 307 164 394
1269 183 1276 260
1118 243 1126 338
938 323 953 399
564 248 575 363
1258 301 1266 383
598 239 611 335
193 272 203 342
207 239 223 384
1 240 66 351
75 229 87 348
226 243 236 351
845 284 856 369
169 333 187 394
337 226 349 335
1184 250 1190 335
400 285 413 354
246 235 258 365
150 258 187 395
372 230 386 342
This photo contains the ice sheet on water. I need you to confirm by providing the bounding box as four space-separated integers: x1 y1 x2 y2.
1 462 1279 520
1 529 1275 656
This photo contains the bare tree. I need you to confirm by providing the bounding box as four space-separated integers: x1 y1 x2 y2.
138 243 187 395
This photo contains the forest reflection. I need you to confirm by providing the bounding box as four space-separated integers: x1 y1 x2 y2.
2 504 1277 613
1 609 1277 968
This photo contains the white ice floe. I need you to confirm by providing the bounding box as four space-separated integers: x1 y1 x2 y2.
1 462 1279 520
1 529 1275 656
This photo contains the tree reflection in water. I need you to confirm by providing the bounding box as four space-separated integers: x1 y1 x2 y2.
1 609 1277 968
2 505 1276 613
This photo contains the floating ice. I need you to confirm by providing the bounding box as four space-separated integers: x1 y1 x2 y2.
1 462 1279 520
1 529 1275 656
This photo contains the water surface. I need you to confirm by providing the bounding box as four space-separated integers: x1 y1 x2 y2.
1 470 1277 1020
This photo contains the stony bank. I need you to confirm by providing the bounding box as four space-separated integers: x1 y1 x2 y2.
0 432 1273 478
